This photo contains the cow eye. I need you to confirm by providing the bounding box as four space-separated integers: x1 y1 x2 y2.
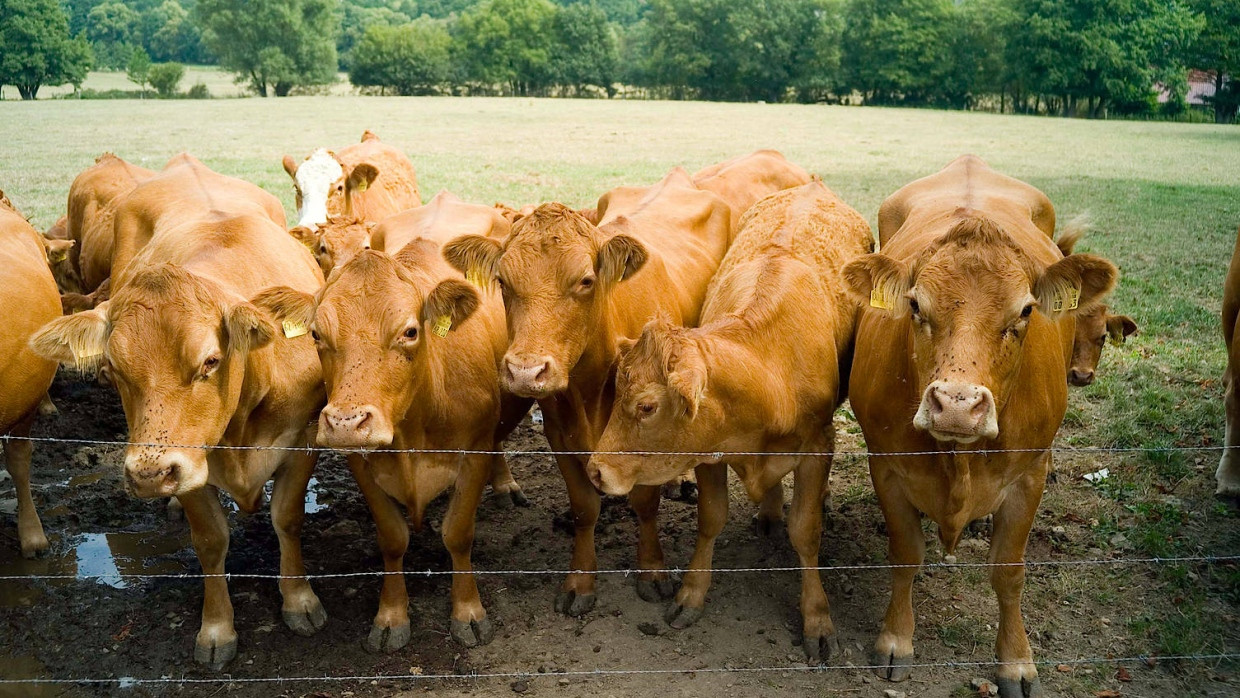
637 401 657 418
200 355 221 379
1021 304 1034 318
403 327 419 340
908 298 921 316
319 245 328 255
579 275 595 291
311 330 320 342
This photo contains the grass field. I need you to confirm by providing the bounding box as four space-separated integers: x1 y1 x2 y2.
0 66 355 100
0 98 1237 694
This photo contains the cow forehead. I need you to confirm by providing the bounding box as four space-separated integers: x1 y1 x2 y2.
915 246 1033 301
500 234 594 282
295 149 344 191
320 260 423 326
108 303 220 370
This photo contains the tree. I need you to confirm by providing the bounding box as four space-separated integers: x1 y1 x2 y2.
454 0 558 95
550 2 619 95
1185 0 1240 122
338 4 413 66
148 61 185 97
143 1 210 64
349 20 452 95
840 0 955 105
0 0 93 100
196 0 340 97
127 46 151 95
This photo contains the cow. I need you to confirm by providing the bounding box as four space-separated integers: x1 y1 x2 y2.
586 181 873 660
282 130 422 230
288 217 376 278
0 192 61 558
256 199 527 651
1218 227 1240 499
29 154 327 670
443 169 732 615
66 153 156 296
691 150 813 236
1054 228 1137 386
843 155 1118 697
40 228 79 295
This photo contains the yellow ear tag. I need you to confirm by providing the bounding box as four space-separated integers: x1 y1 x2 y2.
282 320 309 339
1051 286 1081 313
869 288 895 311
465 267 487 289
355 179 368 193
432 315 452 337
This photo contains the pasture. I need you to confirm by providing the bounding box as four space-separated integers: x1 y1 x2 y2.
0 98 1237 697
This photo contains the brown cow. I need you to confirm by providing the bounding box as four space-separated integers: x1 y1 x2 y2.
587 181 873 660
0 192 61 558
1218 227 1240 498
843 155 1117 697
692 150 813 236
443 169 732 614
30 155 327 670
67 153 156 295
257 224 524 651
282 130 422 230
288 217 376 278
1054 228 1137 386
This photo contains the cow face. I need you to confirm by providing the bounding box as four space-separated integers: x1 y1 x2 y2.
288 217 375 278
257 245 479 449
282 150 379 229
443 203 648 399
1068 305 1137 386
42 236 82 294
588 321 714 495
29 266 276 498
845 217 1117 444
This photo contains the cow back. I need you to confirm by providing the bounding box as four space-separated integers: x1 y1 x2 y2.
0 207 60 430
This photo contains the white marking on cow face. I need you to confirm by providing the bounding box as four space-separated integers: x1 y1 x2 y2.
293 149 344 229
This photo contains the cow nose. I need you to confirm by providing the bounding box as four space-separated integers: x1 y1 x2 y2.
322 404 374 433
318 403 393 448
915 380 998 442
503 355 553 395
1069 368 1095 386
123 452 187 498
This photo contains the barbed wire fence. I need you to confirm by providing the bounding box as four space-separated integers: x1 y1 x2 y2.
1 433 1238 687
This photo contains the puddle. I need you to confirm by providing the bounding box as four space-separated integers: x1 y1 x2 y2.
0 654 58 698
66 471 108 488
305 477 328 514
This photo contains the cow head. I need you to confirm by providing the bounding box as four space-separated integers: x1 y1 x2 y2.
42 236 82 294
282 149 379 229
588 319 714 495
288 217 375 278
844 216 1117 444
443 203 648 399
257 244 480 449
29 265 276 498
1068 304 1137 386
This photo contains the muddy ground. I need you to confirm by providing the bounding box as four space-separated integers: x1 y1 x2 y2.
1 374 1237 698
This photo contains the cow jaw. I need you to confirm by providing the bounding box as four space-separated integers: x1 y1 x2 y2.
293 149 344 229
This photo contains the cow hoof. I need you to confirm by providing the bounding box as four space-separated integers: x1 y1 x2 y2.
997 676 1041 697
664 602 703 629
873 650 914 682
754 514 784 538
365 622 411 653
803 633 841 664
166 499 184 522
19 532 50 559
451 617 495 647
491 487 529 509
193 636 237 670
554 590 596 617
283 600 328 637
636 577 676 603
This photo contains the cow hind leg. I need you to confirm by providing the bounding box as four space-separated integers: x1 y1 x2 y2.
990 473 1044 697
488 453 528 508
665 463 728 629
1217 369 1240 498
270 449 326 637
872 470 924 682
444 453 494 647
789 456 838 663
3 416 48 558
350 455 412 653
178 487 237 670
554 455 600 616
630 484 674 602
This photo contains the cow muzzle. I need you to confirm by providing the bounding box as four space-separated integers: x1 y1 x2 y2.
913 380 999 443
123 449 206 498
318 403 394 449
585 457 635 496
502 353 563 398
1068 368 1095 387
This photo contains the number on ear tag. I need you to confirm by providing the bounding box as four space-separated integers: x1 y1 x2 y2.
432 315 452 337
870 288 895 311
466 268 487 289
1051 286 1081 313
282 320 309 339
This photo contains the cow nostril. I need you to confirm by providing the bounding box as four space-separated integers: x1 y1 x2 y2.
357 410 372 429
166 463 180 485
534 362 549 382
928 388 946 415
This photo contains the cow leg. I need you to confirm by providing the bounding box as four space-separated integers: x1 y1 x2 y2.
989 470 1044 698
178 486 236 670
665 463 727 629
631 484 673 602
270 449 326 638
444 453 493 647
3 416 48 558
872 468 924 682
1218 367 1240 497
755 481 785 537
789 455 838 663
350 456 411 653
554 455 599 616
488 453 528 508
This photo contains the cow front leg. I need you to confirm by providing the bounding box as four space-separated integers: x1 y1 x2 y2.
554 454 600 616
488 453 528 508
788 455 838 663
3 416 48 558
444 453 493 647
270 448 326 637
630 483 673 602
178 487 236 670
989 468 1045 698
350 455 411 653
665 463 727 628
872 464 924 682
1218 367 1240 497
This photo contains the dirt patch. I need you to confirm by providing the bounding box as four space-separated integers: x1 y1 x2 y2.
0 375 1236 698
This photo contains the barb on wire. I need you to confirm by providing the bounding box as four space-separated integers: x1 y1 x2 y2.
0 653 1235 685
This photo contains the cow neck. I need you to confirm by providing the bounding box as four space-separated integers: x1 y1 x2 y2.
542 316 620 453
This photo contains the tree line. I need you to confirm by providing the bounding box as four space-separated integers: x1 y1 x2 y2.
1 0 1237 122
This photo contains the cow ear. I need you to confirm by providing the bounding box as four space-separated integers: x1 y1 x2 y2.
421 279 480 335
282 154 299 179
1035 254 1118 319
1107 314 1137 344
225 301 276 354
289 226 319 251
598 234 648 285
29 307 110 371
251 286 316 338
843 254 912 317
45 238 75 264
443 234 503 281
346 163 379 195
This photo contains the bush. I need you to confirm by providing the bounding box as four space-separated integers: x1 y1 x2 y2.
349 20 452 96
148 62 185 97
186 82 210 99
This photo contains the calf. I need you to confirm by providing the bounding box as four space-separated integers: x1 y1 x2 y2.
0 192 61 558
30 155 326 670
1219 227 1240 498
444 169 732 614
844 155 1117 696
282 130 421 230
288 217 376 278
1054 229 1137 386
588 181 872 660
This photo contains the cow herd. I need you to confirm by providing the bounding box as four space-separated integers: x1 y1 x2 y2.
12 131 1234 697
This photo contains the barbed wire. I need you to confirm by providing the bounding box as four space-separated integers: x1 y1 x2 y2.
1 654 1236 685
